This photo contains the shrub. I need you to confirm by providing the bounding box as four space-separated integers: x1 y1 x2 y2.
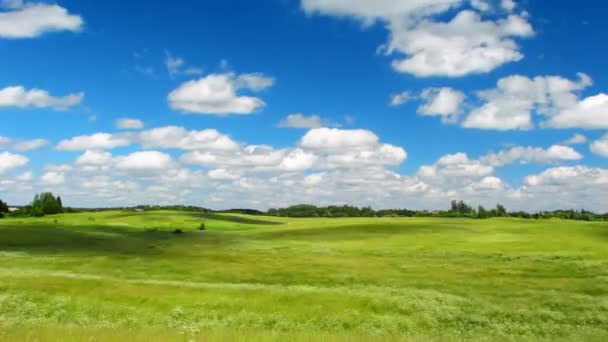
199 223 206 230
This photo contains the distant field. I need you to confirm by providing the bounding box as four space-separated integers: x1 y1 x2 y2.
0 211 607 341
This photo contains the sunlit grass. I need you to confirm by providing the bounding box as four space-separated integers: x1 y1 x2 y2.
0 210 607 340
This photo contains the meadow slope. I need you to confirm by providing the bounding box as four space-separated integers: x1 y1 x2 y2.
0 211 607 341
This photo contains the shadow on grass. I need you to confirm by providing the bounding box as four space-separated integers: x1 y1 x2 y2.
254 223 472 241
106 211 284 226
193 213 284 225
0 225 236 256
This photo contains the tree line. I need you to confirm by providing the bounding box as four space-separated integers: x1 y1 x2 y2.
265 201 608 222
0 192 63 218
1 194 607 222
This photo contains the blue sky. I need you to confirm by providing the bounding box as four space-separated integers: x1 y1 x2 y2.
1 0 607 211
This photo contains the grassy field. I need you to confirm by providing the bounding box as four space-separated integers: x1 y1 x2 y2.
0 210 607 341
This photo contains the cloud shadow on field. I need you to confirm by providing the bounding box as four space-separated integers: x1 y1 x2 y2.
0 225 236 256
254 223 474 242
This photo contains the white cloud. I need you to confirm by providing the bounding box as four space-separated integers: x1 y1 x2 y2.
561 133 587 145
501 0 516 12
418 87 465 122
0 151 28 174
388 11 534 77
301 0 461 22
0 136 10 147
544 93 608 129
76 150 113 165
0 2 83 38
590 134 608 158
300 127 379 150
208 168 240 180
278 113 326 129
56 133 132 151
475 176 504 190
524 166 608 187
139 126 240 151
278 148 319 171
16 171 32 181
12 138 48 151
463 73 592 130
6 124 608 212
165 52 203 78
116 118 144 130
114 151 173 172
0 86 83 110
390 91 412 107
302 1 533 77
520 166 608 211
480 145 583 167
469 0 490 12
236 73 275 91
418 152 493 182
168 72 274 115
41 171 65 185
0 136 48 151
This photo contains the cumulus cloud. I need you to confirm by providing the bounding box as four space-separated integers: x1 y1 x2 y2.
560 133 587 145
300 127 379 150
114 151 173 172
480 145 583 167
12 138 48 151
520 166 608 211
418 87 465 122
180 127 406 173
501 0 516 12
388 10 534 77
116 118 144 130
278 113 328 129
56 133 132 151
165 52 203 78
418 152 493 184
41 170 65 185
5 124 608 212
0 86 83 110
0 136 48 151
0 151 28 174
76 150 113 165
590 134 608 158
139 126 240 151
463 73 592 130
390 91 412 107
301 1 533 77
544 93 608 129
0 2 83 38
168 72 274 115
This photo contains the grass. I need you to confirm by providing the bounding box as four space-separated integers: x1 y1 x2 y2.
0 211 607 340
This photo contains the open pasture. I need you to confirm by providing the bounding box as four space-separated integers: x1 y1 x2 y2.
0 211 607 341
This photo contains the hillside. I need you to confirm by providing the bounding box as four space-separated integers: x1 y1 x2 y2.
0 211 607 341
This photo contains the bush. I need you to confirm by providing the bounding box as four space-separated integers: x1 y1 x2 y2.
199 223 206 230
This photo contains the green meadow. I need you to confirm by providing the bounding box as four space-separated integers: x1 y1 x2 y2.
0 210 607 341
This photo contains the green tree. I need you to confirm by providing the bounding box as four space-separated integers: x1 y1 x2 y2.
31 192 63 215
477 205 489 219
0 199 8 213
496 204 508 217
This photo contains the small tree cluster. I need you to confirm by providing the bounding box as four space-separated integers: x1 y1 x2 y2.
0 199 8 218
30 193 63 216
0 199 8 213
449 200 475 216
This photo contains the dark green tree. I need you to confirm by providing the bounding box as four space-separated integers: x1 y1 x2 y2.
496 204 508 217
31 192 63 215
477 205 489 219
0 199 8 213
